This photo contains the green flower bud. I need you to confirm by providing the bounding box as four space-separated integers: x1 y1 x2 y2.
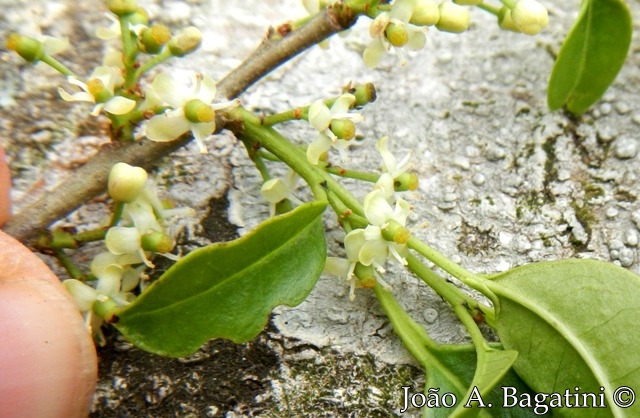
385 22 409 48
138 24 171 54
108 162 148 203
5 33 44 62
353 263 377 289
93 295 119 322
436 2 470 33
410 0 440 26
168 26 202 57
394 172 419 192
86 78 113 104
184 99 215 123
382 219 411 245
141 230 174 253
330 119 356 140
497 7 520 32
106 0 139 16
129 7 149 26
351 83 377 107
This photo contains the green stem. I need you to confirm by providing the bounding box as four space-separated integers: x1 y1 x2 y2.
325 165 379 183
408 236 480 286
120 16 138 88
478 2 502 16
55 249 87 280
406 254 495 347
373 282 439 365
134 48 173 79
40 55 75 77
109 201 126 227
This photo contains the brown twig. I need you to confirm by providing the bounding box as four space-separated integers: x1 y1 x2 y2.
3 5 359 244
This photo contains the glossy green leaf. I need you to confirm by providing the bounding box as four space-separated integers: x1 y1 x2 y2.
486 259 640 417
115 201 327 357
547 0 632 114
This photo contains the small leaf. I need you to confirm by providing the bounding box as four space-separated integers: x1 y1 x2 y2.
486 259 640 417
547 0 632 114
429 344 548 418
115 201 327 357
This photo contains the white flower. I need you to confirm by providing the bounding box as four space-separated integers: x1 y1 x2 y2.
363 0 428 68
58 66 136 116
306 93 363 164
144 72 238 154
108 162 148 203
260 170 301 217
375 136 413 200
510 0 548 35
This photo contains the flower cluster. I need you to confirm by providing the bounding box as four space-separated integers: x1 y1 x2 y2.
325 138 416 299
64 163 194 338
364 0 470 68
498 0 549 35
306 93 364 164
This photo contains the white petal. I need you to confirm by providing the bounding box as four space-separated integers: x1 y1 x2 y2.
363 37 388 69
391 0 414 23
124 202 162 233
359 239 388 268
96 273 122 297
306 134 333 165
105 226 141 255
406 28 426 51
308 100 332 132
393 198 411 226
364 189 395 226
42 36 70 55
191 122 215 154
196 74 218 103
145 112 191 142
377 136 396 173
331 94 356 115
91 251 124 278
375 173 395 202
344 229 367 262
58 88 94 103
151 73 187 107
323 257 351 277
63 279 97 312
261 178 289 204
103 96 136 115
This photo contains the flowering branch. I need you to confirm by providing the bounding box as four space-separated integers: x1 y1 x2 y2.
2 5 359 244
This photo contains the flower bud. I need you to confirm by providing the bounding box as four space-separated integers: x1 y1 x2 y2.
184 99 215 123
105 226 141 255
497 7 521 32
410 0 440 26
141 230 174 253
511 0 548 35
394 172 419 192
385 23 409 48
138 24 171 54
108 162 148 203
382 219 411 245
353 263 377 289
330 119 356 141
168 26 202 57
106 0 139 16
5 33 44 62
351 83 377 107
436 2 470 33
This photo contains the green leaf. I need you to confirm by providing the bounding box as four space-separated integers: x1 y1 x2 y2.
547 0 632 115
428 344 548 418
486 259 640 417
115 201 327 357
